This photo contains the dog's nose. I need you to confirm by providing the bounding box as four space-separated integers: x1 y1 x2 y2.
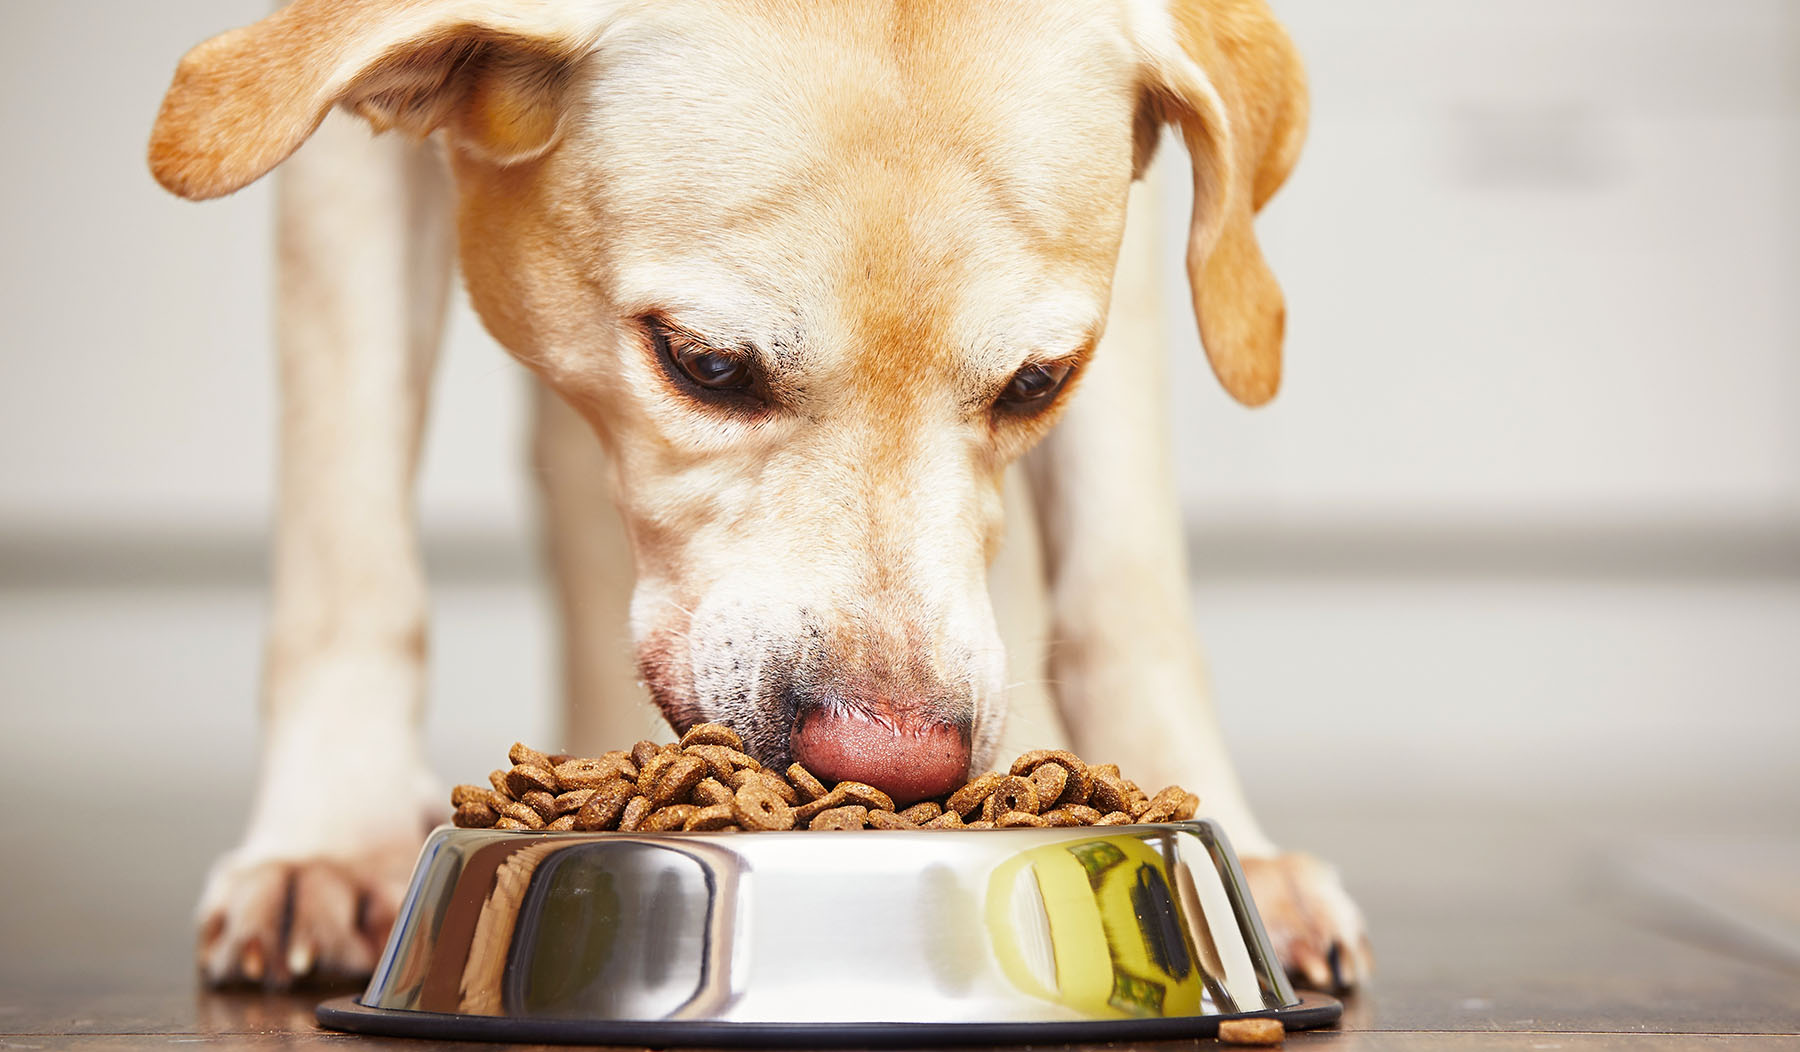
789 705 970 805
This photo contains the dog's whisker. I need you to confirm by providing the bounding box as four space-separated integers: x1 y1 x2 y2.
999 675 1063 693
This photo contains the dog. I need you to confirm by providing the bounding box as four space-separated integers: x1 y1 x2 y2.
151 0 1370 993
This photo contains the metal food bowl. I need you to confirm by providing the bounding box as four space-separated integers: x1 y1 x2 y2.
316 820 1340 1045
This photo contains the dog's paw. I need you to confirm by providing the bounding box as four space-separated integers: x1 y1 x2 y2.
196 838 421 989
1240 851 1373 992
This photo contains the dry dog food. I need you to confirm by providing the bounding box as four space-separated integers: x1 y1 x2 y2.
1217 1016 1286 1045
450 727 1199 833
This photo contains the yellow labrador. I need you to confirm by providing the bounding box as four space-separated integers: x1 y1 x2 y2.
152 0 1369 992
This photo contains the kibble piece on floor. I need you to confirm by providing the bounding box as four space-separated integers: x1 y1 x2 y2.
1217 1016 1284 1045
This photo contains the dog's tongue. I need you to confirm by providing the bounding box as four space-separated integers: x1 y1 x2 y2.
790 710 970 805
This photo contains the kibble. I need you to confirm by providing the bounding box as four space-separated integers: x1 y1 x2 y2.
811 805 869 830
572 779 635 831
981 776 1039 821
683 803 737 831
731 781 795 831
504 764 558 798
640 803 696 832
519 789 558 820
450 730 1199 833
692 777 735 807
1217 1016 1285 1045
649 754 708 808
617 795 654 832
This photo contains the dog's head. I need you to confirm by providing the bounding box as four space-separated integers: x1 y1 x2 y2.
151 0 1304 801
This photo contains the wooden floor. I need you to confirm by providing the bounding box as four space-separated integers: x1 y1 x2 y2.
2 774 1796 1051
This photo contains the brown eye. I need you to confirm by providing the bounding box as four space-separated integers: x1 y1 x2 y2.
998 361 1072 408
675 346 752 390
647 317 758 398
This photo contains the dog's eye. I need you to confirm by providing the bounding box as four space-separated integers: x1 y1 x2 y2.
998 362 1073 408
675 347 752 390
647 317 759 399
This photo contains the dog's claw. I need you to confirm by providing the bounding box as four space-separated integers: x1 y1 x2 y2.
288 939 315 980
196 847 417 990
240 939 265 983
1241 852 1373 993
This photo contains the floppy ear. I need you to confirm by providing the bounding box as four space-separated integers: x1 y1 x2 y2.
1134 0 1308 406
148 0 610 200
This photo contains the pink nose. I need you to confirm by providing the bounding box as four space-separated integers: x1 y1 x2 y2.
789 707 970 805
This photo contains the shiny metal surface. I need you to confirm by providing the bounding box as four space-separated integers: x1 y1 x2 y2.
347 820 1307 1035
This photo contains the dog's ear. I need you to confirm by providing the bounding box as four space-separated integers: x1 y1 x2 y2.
149 0 610 200
1133 0 1308 407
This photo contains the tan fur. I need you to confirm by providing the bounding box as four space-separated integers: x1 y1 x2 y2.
152 0 1365 991
1141 0 1308 406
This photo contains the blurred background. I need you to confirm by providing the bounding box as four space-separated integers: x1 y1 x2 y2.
1 0 1795 1018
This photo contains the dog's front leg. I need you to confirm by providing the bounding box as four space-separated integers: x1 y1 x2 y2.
195 112 454 988
530 381 673 754
1023 175 1371 992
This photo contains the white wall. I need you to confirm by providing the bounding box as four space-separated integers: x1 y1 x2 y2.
1166 0 1800 531
0 0 534 537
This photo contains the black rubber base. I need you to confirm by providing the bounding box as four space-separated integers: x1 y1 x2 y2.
316 992 1341 1046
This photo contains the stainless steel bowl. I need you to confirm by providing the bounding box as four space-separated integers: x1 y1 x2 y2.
317 820 1339 1045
